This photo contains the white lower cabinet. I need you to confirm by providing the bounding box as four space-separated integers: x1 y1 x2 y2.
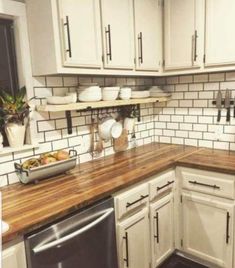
2 240 27 268
150 193 174 268
117 208 150 268
181 192 234 268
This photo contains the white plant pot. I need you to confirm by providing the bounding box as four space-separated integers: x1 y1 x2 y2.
5 123 26 148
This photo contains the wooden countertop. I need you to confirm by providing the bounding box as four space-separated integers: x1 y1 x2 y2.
2 143 235 244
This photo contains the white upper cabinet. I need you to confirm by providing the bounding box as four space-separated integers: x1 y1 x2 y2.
133 0 162 71
100 0 134 70
164 0 204 70
58 0 102 68
205 0 235 67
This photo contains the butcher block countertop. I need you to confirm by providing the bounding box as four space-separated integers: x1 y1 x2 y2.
2 143 235 244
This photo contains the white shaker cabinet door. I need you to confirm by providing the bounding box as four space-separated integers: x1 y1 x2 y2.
100 0 134 70
205 0 235 67
2 241 27 268
150 193 174 267
134 0 162 71
58 0 102 68
164 0 204 70
182 193 234 268
117 208 150 268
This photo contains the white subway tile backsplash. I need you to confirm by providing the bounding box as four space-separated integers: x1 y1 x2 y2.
1 72 235 187
209 73 225 82
172 137 184 144
166 76 179 85
180 100 192 107
199 91 214 99
225 72 235 81
203 83 219 91
220 81 235 89
179 75 193 84
185 139 198 146
184 92 198 99
193 74 208 83
38 120 56 132
52 139 69 150
199 140 213 148
46 76 63 87
189 83 203 91
175 84 188 92
214 141 229 150
63 76 78 86
176 130 188 138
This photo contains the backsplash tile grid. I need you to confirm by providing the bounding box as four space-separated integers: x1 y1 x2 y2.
154 72 235 151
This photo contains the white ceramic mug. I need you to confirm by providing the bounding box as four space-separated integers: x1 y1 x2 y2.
124 117 135 132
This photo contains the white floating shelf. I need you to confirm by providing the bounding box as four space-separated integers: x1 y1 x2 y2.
0 143 39 156
36 97 169 112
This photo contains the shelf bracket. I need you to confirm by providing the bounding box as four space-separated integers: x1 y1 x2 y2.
65 111 73 134
136 104 141 122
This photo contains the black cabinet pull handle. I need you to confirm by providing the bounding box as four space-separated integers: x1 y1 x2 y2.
138 32 143 64
188 180 220 190
126 194 149 208
64 16 72 58
105 24 112 61
154 212 159 243
123 232 129 267
194 30 198 62
157 181 174 191
226 212 230 244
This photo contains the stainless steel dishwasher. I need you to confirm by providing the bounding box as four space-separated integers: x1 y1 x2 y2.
25 197 118 268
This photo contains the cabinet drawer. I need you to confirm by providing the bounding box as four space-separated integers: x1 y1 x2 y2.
180 168 235 199
149 170 175 201
115 184 149 220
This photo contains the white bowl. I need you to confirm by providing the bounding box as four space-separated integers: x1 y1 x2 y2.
98 118 116 141
111 122 123 138
120 93 131 100
77 85 101 93
78 91 102 102
66 92 77 103
102 90 119 101
47 96 73 105
102 87 120 92
131 90 150 99
120 87 132 95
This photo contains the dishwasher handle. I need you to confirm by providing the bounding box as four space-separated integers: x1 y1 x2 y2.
33 208 114 254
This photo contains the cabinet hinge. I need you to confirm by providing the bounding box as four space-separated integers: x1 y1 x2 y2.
101 55 104 63
162 59 165 67
203 54 206 64
181 239 183 247
134 58 136 65
180 195 183 203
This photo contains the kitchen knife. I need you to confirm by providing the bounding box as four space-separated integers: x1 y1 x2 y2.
225 89 231 122
216 90 222 122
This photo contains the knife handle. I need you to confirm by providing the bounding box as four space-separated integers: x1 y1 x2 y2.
217 110 221 122
226 108 230 122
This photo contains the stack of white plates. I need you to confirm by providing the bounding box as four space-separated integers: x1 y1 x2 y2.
149 86 171 97
77 85 102 102
131 90 150 99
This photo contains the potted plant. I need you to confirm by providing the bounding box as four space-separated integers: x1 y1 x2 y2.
0 87 30 148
